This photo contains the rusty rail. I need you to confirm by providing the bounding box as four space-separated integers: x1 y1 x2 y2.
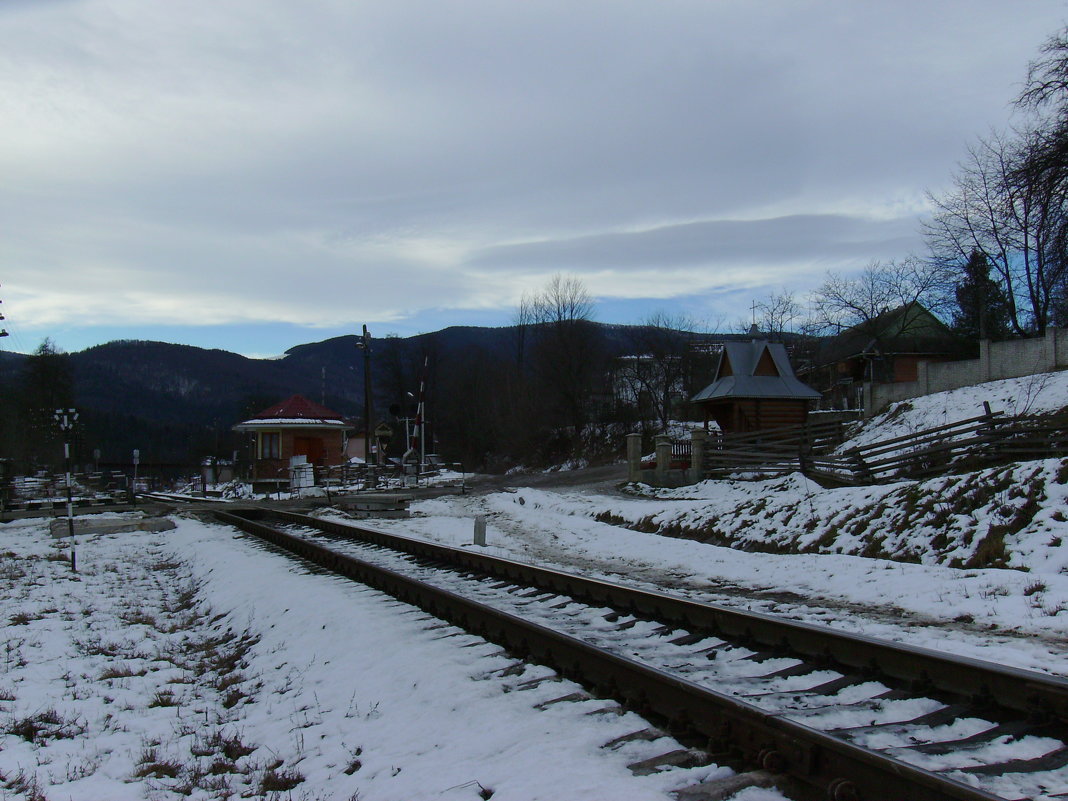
212 508 1060 801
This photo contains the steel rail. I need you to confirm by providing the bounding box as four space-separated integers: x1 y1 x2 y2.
250 507 1068 726
214 508 1012 801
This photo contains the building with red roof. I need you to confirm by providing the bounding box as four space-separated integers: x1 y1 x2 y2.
233 395 352 481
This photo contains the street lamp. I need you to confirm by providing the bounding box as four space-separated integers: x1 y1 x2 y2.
53 408 78 572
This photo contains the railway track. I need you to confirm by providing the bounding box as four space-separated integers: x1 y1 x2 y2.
213 507 1068 801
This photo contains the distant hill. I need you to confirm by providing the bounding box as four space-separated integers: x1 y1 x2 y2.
0 323 737 469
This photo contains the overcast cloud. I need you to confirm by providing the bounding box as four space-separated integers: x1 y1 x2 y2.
2 0 1066 355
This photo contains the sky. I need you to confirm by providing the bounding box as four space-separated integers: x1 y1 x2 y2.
2 0 1067 358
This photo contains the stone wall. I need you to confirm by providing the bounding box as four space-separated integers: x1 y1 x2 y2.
627 431 705 487
866 327 1068 415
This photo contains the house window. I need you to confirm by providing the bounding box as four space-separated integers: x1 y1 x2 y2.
260 432 281 459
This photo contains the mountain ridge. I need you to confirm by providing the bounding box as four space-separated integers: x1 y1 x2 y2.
1 321 738 468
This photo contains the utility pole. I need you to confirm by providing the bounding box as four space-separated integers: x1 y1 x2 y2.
401 357 429 484
355 325 375 487
53 408 78 572
416 355 428 477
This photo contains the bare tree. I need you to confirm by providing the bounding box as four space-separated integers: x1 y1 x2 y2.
512 292 536 373
925 128 1068 334
808 258 952 336
923 28 1068 336
1019 27 1068 112
526 274 594 325
617 312 705 434
748 289 803 340
1017 29 1068 202
521 274 606 456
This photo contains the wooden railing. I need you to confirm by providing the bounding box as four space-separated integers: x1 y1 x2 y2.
700 418 852 480
687 410 1068 485
841 413 1003 483
710 418 848 455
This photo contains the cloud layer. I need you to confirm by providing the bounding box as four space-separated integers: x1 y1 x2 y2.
2 0 1065 351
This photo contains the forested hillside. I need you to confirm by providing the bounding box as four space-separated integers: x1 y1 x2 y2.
0 320 725 473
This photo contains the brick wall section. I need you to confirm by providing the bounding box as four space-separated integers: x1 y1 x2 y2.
866 328 1068 415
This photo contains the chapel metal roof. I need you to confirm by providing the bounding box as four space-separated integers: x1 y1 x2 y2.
690 340 821 402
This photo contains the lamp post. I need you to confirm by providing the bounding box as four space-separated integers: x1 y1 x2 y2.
53 408 78 572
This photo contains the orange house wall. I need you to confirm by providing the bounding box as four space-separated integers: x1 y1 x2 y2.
893 357 921 383
252 429 346 480
892 355 958 383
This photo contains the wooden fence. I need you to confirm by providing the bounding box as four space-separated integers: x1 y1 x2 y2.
680 410 1068 486
702 418 849 476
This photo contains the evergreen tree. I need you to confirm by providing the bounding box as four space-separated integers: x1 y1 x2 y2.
952 251 1012 341
18 339 75 470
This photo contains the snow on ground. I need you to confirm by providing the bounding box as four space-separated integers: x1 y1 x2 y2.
839 369 1068 452
609 458 1068 575
541 459 589 473
192 469 472 502
0 513 760 801
327 371 1055 681
10 372 1066 798
355 485 1068 680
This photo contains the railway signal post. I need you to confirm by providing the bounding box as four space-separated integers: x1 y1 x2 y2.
53 408 79 572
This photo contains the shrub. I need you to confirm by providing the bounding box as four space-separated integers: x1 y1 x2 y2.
8 709 79 742
1024 580 1047 596
966 531 1009 569
99 662 144 680
259 767 304 793
211 731 256 760
148 690 177 708
133 748 182 779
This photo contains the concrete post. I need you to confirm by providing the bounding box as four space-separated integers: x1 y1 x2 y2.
979 339 991 383
862 382 874 418
689 428 707 483
917 361 929 395
473 515 487 546
626 433 643 483
1047 326 1059 370
654 435 672 485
